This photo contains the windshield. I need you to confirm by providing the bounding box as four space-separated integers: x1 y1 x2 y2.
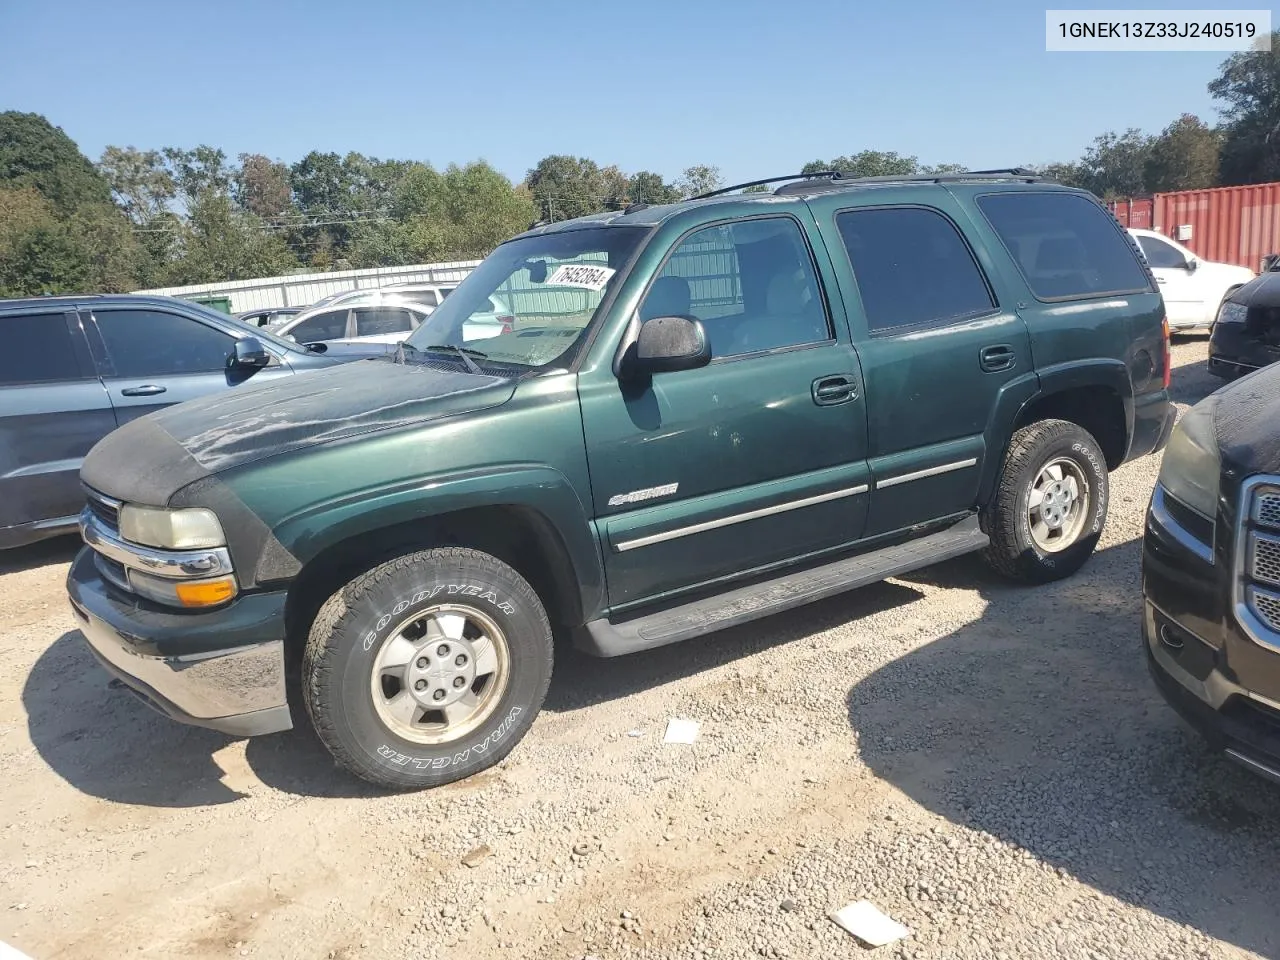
404 226 650 368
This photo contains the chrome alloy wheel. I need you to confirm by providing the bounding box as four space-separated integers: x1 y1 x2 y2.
370 604 510 744
1028 457 1090 553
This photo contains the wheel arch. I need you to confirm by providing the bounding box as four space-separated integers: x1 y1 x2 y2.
277 468 602 663
980 360 1132 505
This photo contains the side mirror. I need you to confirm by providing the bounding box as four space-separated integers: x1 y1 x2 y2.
230 337 271 369
1185 257 1199 273
629 316 711 376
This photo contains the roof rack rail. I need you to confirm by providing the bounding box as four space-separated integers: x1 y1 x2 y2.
691 171 843 200
773 167 1043 196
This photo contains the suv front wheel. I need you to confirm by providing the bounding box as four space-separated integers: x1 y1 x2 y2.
982 419 1109 584
302 547 553 789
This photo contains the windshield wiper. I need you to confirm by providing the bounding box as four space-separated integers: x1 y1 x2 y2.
393 340 419 365
420 344 487 375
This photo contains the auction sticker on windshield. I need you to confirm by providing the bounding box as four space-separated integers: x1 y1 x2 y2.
545 264 615 290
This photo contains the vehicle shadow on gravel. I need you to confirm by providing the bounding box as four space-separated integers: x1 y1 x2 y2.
23 631 248 806
545 579 925 713
849 543 1280 957
0 535 81 575
23 631 384 804
24 582 923 806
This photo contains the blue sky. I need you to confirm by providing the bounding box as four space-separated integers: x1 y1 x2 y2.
0 0 1233 185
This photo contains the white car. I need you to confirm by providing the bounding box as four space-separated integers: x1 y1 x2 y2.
1128 228 1255 331
272 296 433 347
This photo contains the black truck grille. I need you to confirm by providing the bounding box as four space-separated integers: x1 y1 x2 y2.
83 486 121 532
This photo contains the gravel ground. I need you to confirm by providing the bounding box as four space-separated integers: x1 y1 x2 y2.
2 338 1278 960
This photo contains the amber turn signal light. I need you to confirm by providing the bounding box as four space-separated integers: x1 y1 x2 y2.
174 577 237 608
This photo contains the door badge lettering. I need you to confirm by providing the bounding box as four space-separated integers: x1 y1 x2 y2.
608 483 679 507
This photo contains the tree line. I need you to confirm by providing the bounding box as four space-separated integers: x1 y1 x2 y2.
1 34 1276 298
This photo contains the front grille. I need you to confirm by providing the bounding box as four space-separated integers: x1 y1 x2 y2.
1240 479 1280 647
83 486 120 532
93 552 131 594
1252 535 1280 588
1257 492 1280 531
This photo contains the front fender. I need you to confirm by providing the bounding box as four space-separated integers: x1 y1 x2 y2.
270 464 604 622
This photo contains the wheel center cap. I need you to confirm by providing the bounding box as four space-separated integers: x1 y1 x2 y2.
405 639 477 707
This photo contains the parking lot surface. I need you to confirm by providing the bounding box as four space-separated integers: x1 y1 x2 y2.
2 339 1276 960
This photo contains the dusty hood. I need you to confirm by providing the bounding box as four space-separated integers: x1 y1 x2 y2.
1231 271 1280 308
1213 363 1280 477
81 358 516 506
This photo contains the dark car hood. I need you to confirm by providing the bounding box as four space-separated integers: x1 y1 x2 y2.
1213 363 1280 475
1229 271 1280 308
81 359 516 506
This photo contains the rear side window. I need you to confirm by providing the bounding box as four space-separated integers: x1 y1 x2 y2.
0 313 81 384
977 193 1151 300
836 207 995 334
354 307 416 337
289 309 349 344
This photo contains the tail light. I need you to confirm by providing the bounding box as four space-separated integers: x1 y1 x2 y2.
1162 315 1172 390
498 315 515 334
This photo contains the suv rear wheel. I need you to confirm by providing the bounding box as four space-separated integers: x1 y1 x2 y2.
302 547 553 789
982 419 1109 584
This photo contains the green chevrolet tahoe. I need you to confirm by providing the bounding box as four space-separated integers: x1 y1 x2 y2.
67 171 1175 789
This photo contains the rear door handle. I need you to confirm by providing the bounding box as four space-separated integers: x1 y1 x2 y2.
120 384 167 397
811 374 857 406
979 345 1016 373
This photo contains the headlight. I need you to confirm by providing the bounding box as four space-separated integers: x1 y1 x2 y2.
118 505 226 550
1217 301 1248 324
1157 400 1221 520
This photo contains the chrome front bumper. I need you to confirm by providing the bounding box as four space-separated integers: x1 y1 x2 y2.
67 548 291 737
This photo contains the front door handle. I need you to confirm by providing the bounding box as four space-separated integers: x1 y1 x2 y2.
978 345 1016 373
120 384 167 397
812 375 857 406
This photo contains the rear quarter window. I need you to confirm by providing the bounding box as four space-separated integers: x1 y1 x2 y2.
976 192 1151 301
0 313 82 385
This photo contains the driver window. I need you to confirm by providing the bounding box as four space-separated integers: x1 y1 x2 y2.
1137 235 1187 269
639 217 830 360
93 310 234 376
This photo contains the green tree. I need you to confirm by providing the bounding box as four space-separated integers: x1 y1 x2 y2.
98 146 175 224
525 155 610 221
162 145 232 209
1210 32 1280 185
802 151 919 178
1032 161 1087 187
677 164 724 197
1075 129 1154 198
234 153 294 220
1144 114 1220 193
0 111 112 211
741 183 771 193
627 170 680 204
920 162 968 175
162 192 298 285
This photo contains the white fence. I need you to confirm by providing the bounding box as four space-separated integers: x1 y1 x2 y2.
135 260 484 313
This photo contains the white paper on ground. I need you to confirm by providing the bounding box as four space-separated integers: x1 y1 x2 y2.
663 718 700 744
828 900 911 947
1 941 37 960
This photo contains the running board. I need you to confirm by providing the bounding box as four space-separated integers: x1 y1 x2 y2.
580 515 988 657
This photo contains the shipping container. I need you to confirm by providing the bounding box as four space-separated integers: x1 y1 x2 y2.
1107 182 1280 273
1106 197 1154 230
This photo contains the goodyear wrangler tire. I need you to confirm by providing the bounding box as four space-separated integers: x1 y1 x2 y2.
981 419 1109 585
302 547 553 790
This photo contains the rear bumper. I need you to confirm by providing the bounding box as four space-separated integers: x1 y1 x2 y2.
66 548 291 737
1127 390 1176 462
